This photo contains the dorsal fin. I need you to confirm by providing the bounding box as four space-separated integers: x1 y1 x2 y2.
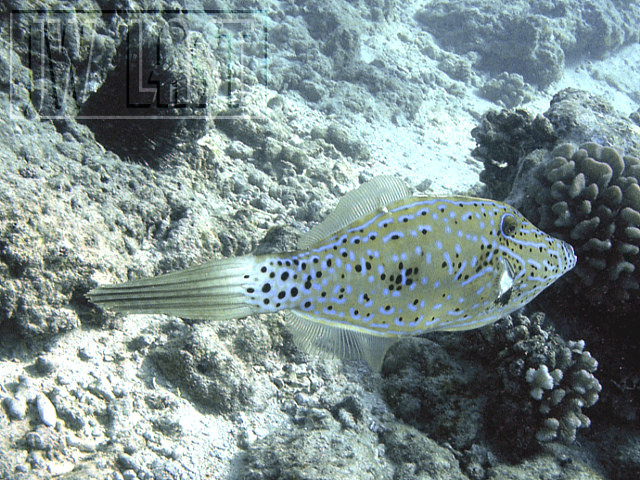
297 176 411 250
285 310 399 371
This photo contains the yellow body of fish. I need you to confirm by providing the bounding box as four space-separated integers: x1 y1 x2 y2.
89 176 576 370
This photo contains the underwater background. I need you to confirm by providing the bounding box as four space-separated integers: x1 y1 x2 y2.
1 0 640 478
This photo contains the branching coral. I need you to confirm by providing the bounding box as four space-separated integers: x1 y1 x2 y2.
481 312 600 455
515 142 640 314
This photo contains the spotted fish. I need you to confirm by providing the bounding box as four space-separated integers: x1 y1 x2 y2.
88 176 576 370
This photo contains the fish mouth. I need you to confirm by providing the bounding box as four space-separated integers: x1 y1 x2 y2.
560 240 577 271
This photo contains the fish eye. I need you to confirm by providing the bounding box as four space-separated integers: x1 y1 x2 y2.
500 213 518 237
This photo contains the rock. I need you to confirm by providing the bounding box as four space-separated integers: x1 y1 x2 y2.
3 396 27 420
415 1 638 87
36 393 57 427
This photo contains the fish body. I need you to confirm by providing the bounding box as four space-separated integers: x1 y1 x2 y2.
89 176 576 370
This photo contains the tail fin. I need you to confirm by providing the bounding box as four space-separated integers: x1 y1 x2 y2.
88 256 259 321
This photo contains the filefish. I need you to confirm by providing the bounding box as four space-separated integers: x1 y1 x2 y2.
88 176 576 370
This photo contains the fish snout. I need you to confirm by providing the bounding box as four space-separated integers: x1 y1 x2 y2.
560 240 577 271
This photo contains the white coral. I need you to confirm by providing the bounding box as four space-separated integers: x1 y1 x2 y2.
526 365 555 400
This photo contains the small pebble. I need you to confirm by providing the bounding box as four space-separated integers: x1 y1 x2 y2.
122 470 138 480
337 409 357 429
78 347 92 361
117 452 139 471
15 375 37 402
3 396 27 420
36 393 57 427
35 355 55 375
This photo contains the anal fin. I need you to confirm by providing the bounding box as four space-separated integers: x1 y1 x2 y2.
286 310 399 372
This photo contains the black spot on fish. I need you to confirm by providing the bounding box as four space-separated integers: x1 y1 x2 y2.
496 288 512 306
278 291 286 299
281 271 289 281
262 283 271 293
291 287 299 297
261 266 267 273
247 288 255 293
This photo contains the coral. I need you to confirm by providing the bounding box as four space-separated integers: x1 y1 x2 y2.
471 109 556 199
479 72 535 109
479 312 600 456
514 142 640 315
526 338 600 443
525 364 556 401
382 311 600 460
